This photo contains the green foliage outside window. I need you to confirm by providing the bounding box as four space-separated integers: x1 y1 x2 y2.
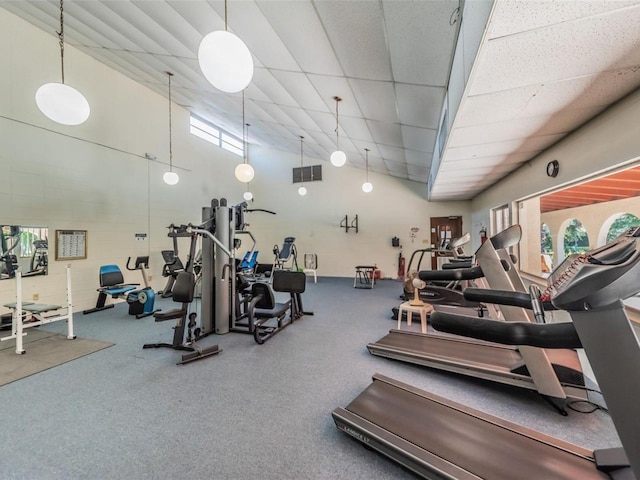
563 219 590 256
606 213 640 242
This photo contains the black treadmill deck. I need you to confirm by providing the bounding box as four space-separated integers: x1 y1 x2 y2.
333 374 612 480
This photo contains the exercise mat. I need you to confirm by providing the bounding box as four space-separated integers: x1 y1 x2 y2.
0 329 113 386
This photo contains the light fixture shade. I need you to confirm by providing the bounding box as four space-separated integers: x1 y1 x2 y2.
235 163 255 183
298 186 307 196
198 31 254 93
362 181 373 193
330 150 347 167
35 82 90 126
163 171 180 185
243 191 254 201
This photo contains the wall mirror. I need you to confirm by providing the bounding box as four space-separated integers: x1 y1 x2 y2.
1 225 49 279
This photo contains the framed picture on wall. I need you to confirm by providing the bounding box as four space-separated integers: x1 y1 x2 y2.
55 230 87 260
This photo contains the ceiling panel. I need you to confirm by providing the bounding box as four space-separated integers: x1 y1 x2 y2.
396 84 445 129
383 0 459 86
348 78 398 123
401 125 436 153
256 0 343 76
314 1 392 81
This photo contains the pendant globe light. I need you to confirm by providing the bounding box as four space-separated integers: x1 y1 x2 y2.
35 0 90 126
242 122 254 201
163 72 179 186
329 96 347 167
362 148 373 193
235 92 255 183
298 136 307 196
198 0 254 93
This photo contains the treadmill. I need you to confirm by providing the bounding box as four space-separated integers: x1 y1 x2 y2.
369 225 587 405
333 227 640 479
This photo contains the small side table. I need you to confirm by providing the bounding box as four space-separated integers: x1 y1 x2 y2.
354 266 376 289
397 301 433 334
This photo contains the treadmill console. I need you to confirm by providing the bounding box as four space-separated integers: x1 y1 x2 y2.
549 227 640 311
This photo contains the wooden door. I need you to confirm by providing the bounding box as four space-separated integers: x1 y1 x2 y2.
430 216 463 270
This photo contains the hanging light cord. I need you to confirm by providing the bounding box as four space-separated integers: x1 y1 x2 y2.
224 0 228 31
334 96 341 150
167 72 173 172
365 148 370 182
300 136 304 184
242 90 247 165
56 0 65 84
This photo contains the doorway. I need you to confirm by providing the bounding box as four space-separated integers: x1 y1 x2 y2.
430 216 463 270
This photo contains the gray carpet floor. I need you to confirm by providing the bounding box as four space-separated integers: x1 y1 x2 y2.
0 277 621 479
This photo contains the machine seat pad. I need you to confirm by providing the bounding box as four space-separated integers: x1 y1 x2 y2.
101 285 138 296
153 308 186 322
254 302 290 319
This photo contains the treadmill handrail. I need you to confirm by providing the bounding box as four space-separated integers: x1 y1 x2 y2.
419 265 483 281
430 311 582 349
463 288 556 310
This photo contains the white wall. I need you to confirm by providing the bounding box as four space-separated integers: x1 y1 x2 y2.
470 86 640 248
0 9 470 311
244 145 471 278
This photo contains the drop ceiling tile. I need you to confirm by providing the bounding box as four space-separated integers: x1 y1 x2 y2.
408 164 429 177
225 1 300 72
396 84 445 129
405 149 432 168
130 0 201 53
251 68 298 108
314 1 392 81
338 116 374 143
256 0 343 76
488 0 640 39
269 71 329 112
401 125 436 153
277 105 323 133
306 110 337 134
93 1 185 55
383 0 458 86
166 0 222 36
384 158 409 176
252 101 295 127
366 120 404 148
470 6 640 96
307 74 360 116
348 79 398 122
377 144 405 163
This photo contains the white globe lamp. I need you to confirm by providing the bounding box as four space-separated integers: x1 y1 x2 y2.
198 30 254 93
362 181 373 193
235 163 255 183
298 186 307 196
36 83 90 126
330 150 347 167
163 171 180 185
243 191 254 201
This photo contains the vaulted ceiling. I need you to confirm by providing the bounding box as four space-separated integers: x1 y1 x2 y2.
3 0 640 201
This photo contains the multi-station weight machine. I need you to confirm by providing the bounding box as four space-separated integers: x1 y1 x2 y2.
149 198 311 362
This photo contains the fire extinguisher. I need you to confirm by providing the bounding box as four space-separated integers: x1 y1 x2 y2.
398 252 406 279
480 227 488 244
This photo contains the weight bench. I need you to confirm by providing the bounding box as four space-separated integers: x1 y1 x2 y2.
83 264 139 315
1 266 75 354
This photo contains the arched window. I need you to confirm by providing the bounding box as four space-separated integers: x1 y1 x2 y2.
564 218 589 257
562 219 590 257
606 213 640 242
540 223 553 273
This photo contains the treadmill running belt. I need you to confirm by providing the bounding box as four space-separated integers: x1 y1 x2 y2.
335 375 608 480
370 330 522 370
